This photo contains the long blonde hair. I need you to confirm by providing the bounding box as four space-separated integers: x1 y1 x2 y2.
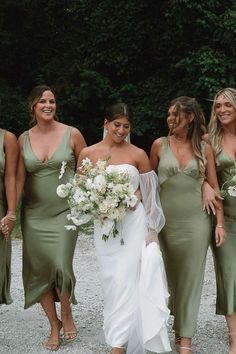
169 96 207 176
208 87 236 156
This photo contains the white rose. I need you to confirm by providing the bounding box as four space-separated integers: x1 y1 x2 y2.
56 184 70 198
228 186 236 197
94 174 107 192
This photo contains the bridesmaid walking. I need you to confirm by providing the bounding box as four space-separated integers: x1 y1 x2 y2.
150 96 226 353
208 88 236 354
0 128 18 304
17 85 86 350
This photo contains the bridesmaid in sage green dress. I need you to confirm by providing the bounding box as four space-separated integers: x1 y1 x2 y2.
0 128 18 305
150 96 226 354
207 88 236 354
17 85 86 351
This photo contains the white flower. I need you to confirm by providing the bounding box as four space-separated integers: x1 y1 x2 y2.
126 194 138 208
59 161 67 179
106 165 118 174
228 186 236 197
93 174 107 192
96 159 108 171
81 157 93 168
57 184 71 198
65 225 77 231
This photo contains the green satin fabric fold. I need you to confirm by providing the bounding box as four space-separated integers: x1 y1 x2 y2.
0 128 12 305
21 127 78 309
212 151 236 315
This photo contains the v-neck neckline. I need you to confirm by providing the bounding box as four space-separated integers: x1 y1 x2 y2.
28 127 68 164
167 139 194 171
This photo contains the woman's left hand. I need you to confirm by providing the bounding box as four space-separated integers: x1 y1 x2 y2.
129 188 142 211
215 226 226 247
0 216 15 240
202 181 223 215
146 230 158 245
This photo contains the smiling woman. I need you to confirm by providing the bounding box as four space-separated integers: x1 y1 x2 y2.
150 96 226 354
76 102 171 354
16 85 87 351
207 88 236 353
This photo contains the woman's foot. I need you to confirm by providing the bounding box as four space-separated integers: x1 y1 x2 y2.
180 347 192 353
45 319 62 351
111 347 125 354
179 337 192 354
61 309 77 342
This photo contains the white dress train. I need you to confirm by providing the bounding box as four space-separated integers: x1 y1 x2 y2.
94 164 171 353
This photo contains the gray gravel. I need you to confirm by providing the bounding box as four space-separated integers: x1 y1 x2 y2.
0 237 228 353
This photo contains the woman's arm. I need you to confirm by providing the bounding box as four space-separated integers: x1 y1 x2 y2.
205 144 226 247
70 128 87 167
1 132 19 239
150 138 161 171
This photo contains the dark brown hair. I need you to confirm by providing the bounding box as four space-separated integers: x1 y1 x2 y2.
105 103 132 123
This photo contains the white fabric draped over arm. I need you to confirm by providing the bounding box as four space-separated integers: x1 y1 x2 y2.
139 170 165 235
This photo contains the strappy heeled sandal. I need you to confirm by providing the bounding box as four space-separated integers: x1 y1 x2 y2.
61 310 77 342
45 320 62 351
175 335 181 352
179 346 192 353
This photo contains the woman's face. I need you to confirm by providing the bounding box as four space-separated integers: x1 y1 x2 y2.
105 116 131 142
215 94 236 127
167 104 190 134
33 90 56 122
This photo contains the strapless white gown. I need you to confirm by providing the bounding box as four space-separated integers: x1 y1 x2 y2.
94 164 171 353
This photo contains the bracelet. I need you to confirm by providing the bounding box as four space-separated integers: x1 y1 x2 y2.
216 225 224 228
4 214 17 221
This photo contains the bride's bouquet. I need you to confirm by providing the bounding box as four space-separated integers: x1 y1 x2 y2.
57 158 138 243
220 167 236 198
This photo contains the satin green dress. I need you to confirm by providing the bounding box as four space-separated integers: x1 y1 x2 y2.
157 137 211 337
21 127 77 309
211 150 236 315
0 129 12 305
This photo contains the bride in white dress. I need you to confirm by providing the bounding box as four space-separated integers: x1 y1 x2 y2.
77 103 171 354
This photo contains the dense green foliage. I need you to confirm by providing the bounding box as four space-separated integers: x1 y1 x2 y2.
0 0 235 150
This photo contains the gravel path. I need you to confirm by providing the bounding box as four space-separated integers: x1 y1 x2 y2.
0 237 228 353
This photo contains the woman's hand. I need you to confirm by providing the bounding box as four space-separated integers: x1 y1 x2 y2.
215 225 226 247
0 215 15 240
129 188 142 211
202 181 223 215
146 230 158 245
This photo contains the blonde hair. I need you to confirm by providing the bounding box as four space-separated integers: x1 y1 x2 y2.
208 87 236 156
168 96 207 176
28 85 58 126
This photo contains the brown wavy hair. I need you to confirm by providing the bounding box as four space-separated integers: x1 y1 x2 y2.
28 85 58 126
168 96 207 176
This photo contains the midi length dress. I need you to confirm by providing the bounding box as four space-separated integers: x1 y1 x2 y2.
0 129 12 305
21 127 77 309
211 150 236 315
157 137 211 337
94 164 171 354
